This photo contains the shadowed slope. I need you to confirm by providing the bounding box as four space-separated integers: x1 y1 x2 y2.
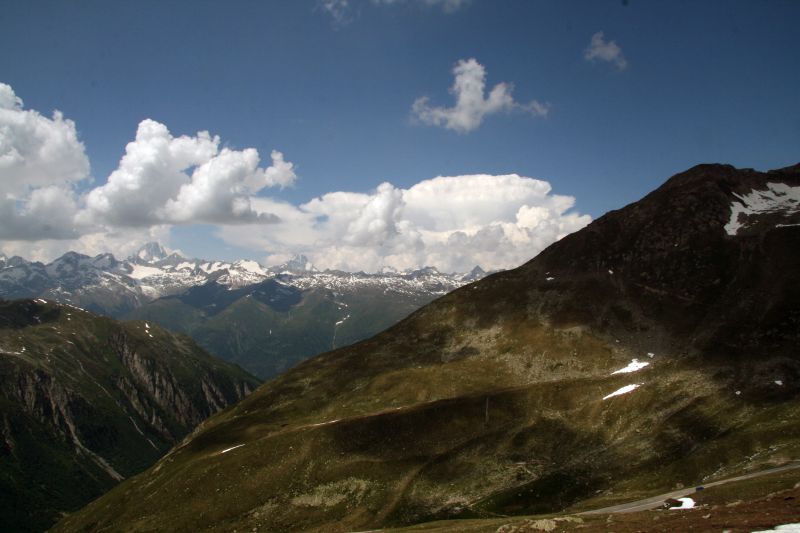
0 299 260 532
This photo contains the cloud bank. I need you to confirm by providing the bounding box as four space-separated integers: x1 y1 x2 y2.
0 82 588 273
412 58 549 133
220 173 591 273
0 82 294 254
584 32 628 70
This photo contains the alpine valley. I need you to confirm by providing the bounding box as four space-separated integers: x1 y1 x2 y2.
50 163 800 532
0 298 260 532
0 245 488 378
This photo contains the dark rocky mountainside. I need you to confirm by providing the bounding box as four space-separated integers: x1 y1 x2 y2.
0 299 260 532
53 163 800 533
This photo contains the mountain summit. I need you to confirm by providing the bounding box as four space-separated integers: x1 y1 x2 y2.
51 163 800 532
132 242 169 263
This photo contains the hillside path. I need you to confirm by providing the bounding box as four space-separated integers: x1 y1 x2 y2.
578 461 800 515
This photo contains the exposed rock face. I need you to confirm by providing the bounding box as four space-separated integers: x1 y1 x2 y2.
53 164 800 533
0 299 260 532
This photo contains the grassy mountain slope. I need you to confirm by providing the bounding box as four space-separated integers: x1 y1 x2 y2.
54 163 800 532
126 280 437 378
0 299 260 532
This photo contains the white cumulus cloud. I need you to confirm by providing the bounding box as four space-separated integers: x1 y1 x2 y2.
0 83 295 260
584 31 628 70
412 58 549 133
80 119 295 227
0 83 90 194
0 83 590 274
219 173 591 273
0 82 90 241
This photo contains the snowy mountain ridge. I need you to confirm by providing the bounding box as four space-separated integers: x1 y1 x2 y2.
0 243 489 316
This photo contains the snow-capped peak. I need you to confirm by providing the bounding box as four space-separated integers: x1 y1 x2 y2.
461 265 486 282
270 255 318 275
134 242 169 263
234 260 267 276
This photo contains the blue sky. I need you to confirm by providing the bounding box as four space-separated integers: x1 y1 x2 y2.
1 0 798 271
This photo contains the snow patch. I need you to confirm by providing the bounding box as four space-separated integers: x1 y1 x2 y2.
35 298 47 304
220 444 245 454
200 262 227 274
545 277 554 281
603 383 641 400
308 419 342 428
611 358 649 375
725 182 800 236
668 497 695 510
129 264 166 280
775 380 784 386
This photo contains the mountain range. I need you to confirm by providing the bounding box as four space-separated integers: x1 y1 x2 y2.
0 298 260 532
0 246 488 378
51 162 800 532
0 243 484 318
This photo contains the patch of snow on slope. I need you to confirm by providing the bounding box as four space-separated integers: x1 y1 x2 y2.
200 262 227 274
611 358 649 375
668 497 695 510
725 182 800 235
220 444 245 454
129 264 166 280
603 383 641 400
